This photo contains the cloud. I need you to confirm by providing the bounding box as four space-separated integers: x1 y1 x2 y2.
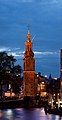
8 50 58 58
8 51 24 57
34 51 58 55
8 52 23 57
0 47 10 52
0 46 58 58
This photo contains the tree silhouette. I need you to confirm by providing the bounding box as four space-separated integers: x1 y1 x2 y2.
0 51 23 99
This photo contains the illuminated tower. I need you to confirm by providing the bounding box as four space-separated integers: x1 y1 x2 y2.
23 30 37 98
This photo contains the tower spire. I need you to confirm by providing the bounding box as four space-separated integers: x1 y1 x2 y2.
27 30 31 41
27 24 31 41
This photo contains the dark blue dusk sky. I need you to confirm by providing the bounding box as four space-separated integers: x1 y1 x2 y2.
0 0 62 77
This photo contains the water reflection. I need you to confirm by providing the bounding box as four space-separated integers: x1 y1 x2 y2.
0 108 62 120
0 110 3 118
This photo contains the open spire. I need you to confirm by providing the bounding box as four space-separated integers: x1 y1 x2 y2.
27 24 31 41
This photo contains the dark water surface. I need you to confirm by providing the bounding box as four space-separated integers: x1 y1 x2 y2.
0 108 62 120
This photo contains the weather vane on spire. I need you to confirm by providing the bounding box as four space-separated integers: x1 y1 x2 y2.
27 24 31 40
27 24 30 33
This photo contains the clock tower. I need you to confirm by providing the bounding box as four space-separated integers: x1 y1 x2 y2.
23 30 37 98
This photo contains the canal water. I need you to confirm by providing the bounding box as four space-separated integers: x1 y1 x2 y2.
0 108 62 120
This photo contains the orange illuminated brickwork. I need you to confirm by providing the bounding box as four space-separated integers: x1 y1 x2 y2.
23 31 37 97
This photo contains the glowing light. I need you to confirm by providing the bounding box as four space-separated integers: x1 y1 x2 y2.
54 78 57 80
56 115 60 120
56 102 58 104
49 101 51 104
53 94 55 96
4 91 15 97
5 92 11 97
61 81 62 86
60 101 62 103
38 84 40 91
37 74 39 77
45 75 47 78
9 84 11 89
42 82 44 84
7 109 12 115
40 92 46 97
60 105 62 107
40 108 46 116
52 99 54 102
16 74 18 76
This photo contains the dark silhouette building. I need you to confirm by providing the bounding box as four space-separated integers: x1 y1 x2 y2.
60 49 62 78
60 49 62 100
